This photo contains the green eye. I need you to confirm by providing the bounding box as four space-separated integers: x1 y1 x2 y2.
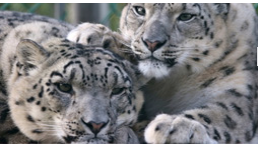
111 87 126 96
133 6 146 16
178 13 195 21
56 83 72 93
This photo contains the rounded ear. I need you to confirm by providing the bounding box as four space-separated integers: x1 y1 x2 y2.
212 3 230 15
16 39 49 75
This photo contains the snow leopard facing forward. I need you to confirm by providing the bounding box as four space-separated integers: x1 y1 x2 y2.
67 3 258 143
0 11 144 144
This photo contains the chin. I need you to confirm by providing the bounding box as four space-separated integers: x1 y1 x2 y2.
138 59 170 79
69 136 110 144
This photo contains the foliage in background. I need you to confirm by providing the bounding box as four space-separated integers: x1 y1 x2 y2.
0 3 126 31
0 3 258 31
254 3 258 13
0 3 54 17
104 3 126 31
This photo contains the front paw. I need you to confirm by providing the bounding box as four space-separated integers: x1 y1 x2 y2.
67 23 117 49
144 114 217 144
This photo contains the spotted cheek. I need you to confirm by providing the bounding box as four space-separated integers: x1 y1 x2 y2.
62 116 84 137
48 99 66 115
30 101 56 123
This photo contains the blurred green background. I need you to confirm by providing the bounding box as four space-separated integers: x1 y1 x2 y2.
0 3 257 31
0 3 126 31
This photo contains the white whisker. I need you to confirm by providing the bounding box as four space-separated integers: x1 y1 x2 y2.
40 129 58 132
38 124 57 127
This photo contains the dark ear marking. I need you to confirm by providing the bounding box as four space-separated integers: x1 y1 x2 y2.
212 3 230 17
16 39 49 75
103 39 112 49
17 39 49 62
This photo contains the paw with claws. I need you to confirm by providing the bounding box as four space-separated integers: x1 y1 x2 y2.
67 23 121 49
67 22 136 63
144 114 217 144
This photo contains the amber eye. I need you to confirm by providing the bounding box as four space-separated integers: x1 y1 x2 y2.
111 87 126 96
56 83 72 93
133 6 146 16
178 13 195 21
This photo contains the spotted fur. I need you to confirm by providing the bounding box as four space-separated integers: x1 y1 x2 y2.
120 3 258 144
69 3 258 144
0 11 144 144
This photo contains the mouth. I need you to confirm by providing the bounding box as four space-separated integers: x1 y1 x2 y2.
63 134 113 144
139 56 177 68
137 55 178 79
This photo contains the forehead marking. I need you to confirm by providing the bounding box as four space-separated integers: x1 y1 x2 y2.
70 68 76 80
50 71 63 78
113 72 118 86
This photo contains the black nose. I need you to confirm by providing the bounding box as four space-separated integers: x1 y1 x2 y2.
142 38 166 52
81 118 108 135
